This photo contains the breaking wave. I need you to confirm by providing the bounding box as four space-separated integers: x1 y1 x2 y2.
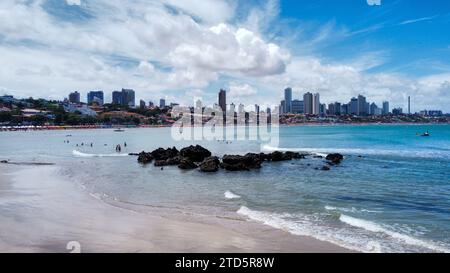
237 206 449 253
224 191 241 199
262 145 449 159
72 150 130 158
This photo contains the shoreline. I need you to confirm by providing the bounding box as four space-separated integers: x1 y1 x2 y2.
0 164 352 253
0 122 448 132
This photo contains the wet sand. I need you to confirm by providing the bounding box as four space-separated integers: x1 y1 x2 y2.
0 165 351 253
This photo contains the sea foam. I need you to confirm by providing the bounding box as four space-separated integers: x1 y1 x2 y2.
237 205 450 253
325 205 381 214
339 214 450 253
72 150 130 158
263 145 449 159
224 191 241 199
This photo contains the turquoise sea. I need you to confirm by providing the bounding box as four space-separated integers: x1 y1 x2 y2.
1 124 449 252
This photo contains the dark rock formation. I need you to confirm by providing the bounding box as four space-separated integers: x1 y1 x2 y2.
151 147 179 161
180 145 211 162
326 153 344 164
178 158 198 170
267 151 302 161
137 151 153 164
221 153 262 171
199 156 220 172
259 152 270 161
165 155 183 165
243 153 263 169
268 151 284 161
136 145 334 173
154 160 167 167
153 155 183 167
285 151 305 159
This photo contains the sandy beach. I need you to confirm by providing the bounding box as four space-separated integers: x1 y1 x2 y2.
0 164 350 253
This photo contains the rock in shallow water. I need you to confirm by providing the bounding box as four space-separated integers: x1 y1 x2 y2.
326 153 344 164
199 156 220 172
180 145 212 162
221 154 262 171
178 158 198 170
137 151 153 164
151 147 179 161
136 146 341 173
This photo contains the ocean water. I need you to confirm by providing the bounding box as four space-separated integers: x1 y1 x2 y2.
0 124 449 252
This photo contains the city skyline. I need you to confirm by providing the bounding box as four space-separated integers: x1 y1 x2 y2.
0 1 449 113
1 86 446 116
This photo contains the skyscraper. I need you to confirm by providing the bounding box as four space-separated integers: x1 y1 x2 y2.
357 95 367 116
159 98 166 108
370 103 378 116
319 104 326 116
292 100 304 114
313 93 320 115
122 89 135 107
254 104 260 113
392 108 403 115
284 88 292 113
218 89 226 112
112 89 135 107
341 104 349 115
68 91 80 104
303 92 313 115
140 100 146 109
349 97 358 115
112 91 122 105
382 101 390 115
328 103 335 115
408 96 411 114
87 91 104 105
280 100 286 114
334 102 341 115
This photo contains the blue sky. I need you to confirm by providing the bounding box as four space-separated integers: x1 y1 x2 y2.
277 0 450 75
0 0 449 112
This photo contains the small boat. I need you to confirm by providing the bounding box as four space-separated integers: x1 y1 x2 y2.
420 131 430 137
114 128 125 132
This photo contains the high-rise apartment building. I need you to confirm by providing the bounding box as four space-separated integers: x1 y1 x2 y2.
313 93 320 115
303 92 313 115
382 101 390 115
284 88 292 113
68 91 80 104
87 91 104 105
218 89 226 112
357 95 367 116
